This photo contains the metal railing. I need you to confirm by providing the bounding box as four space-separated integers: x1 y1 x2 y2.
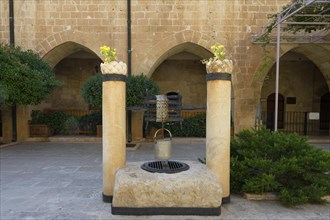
263 111 329 136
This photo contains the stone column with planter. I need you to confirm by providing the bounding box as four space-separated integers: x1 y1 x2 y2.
204 45 233 203
100 46 127 203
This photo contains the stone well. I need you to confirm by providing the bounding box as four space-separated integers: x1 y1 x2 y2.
111 161 222 216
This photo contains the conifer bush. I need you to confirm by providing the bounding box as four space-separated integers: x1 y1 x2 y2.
230 126 330 206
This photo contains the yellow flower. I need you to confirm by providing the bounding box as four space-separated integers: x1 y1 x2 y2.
212 45 226 61
201 44 229 64
100 45 117 63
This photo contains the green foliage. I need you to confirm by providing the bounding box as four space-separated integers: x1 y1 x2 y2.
231 126 330 206
279 188 308 206
126 74 159 107
80 74 102 109
79 111 102 133
280 2 330 34
63 116 79 135
80 73 159 108
30 110 103 135
242 174 280 194
254 47 272 79
256 2 329 44
29 110 69 134
150 113 206 137
0 44 61 106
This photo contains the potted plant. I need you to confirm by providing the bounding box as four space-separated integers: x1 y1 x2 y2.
126 74 159 142
202 45 233 74
28 110 50 137
99 45 127 74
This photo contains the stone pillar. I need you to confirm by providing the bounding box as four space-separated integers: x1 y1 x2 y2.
1 106 13 144
101 62 127 203
16 105 29 141
206 72 231 202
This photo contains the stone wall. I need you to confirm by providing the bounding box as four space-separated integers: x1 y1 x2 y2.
40 57 101 111
1 0 329 136
151 55 206 107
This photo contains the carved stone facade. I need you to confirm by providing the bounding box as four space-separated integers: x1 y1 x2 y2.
1 0 329 141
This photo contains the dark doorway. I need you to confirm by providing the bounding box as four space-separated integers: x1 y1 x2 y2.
320 92 330 130
267 93 284 130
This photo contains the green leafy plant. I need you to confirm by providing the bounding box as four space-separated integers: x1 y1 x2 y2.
0 44 61 106
80 73 159 108
29 110 69 135
150 112 206 137
126 74 159 107
253 47 272 79
100 45 117 63
79 111 102 134
230 126 330 206
63 116 79 135
80 74 102 109
256 2 329 44
201 45 228 64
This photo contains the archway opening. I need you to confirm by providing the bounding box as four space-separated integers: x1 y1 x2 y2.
38 42 102 111
267 93 284 130
320 92 330 130
260 50 329 136
151 51 206 109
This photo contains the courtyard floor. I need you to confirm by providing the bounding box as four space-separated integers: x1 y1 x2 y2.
0 140 329 220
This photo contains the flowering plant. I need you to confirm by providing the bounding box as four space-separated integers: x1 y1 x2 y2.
202 45 233 73
202 45 227 64
100 45 117 63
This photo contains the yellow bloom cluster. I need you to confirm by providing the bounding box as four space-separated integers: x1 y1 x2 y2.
100 45 117 63
211 45 226 61
201 44 228 64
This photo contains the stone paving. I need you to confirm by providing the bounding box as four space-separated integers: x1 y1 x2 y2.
0 141 329 220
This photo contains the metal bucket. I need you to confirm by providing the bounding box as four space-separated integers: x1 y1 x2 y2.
154 128 172 160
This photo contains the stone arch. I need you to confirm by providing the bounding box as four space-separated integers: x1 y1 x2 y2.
35 40 103 111
136 30 218 77
290 45 330 90
42 41 100 68
36 30 104 67
253 44 330 103
258 44 329 135
149 40 236 125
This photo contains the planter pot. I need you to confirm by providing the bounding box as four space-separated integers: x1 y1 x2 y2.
206 59 233 74
96 125 102 137
100 61 127 74
29 124 50 137
243 193 279 201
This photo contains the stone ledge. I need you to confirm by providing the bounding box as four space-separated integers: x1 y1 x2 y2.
243 193 279 201
244 193 330 202
112 161 222 208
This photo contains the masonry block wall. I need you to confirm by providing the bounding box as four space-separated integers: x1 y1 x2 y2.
1 0 329 135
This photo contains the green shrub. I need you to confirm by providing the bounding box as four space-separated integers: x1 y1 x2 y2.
126 74 159 107
63 116 79 135
0 44 61 106
80 74 102 109
231 126 330 206
79 111 102 134
29 110 69 135
80 73 159 108
149 112 206 137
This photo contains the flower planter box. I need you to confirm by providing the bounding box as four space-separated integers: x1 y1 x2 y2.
243 193 279 201
322 195 330 202
29 124 50 137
